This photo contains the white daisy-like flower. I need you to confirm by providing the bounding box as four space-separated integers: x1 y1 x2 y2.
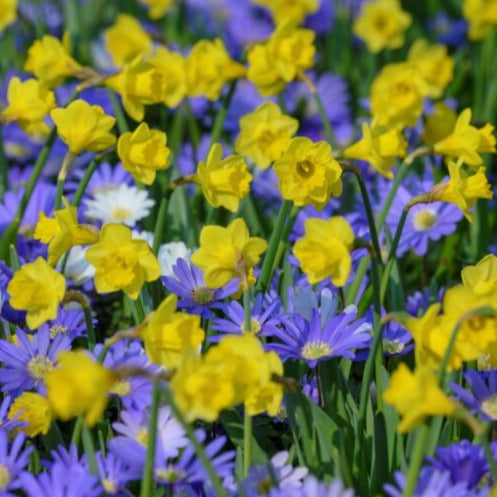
58 246 95 285
84 184 155 227
132 230 154 247
158 241 192 277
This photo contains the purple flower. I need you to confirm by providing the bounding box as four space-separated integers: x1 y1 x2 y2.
0 396 24 432
96 452 134 496
20 460 102 497
268 475 356 497
210 293 282 341
0 327 70 395
428 12 468 47
1 124 42 164
0 430 32 497
386 182 463 257
426 440 489 489
385 470 489 497
94 340 156 411
267 305 372 367
162 258 239 318
450 369 497 421
39 307 89 342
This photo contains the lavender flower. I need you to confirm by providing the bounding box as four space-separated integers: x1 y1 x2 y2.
0 430 32 497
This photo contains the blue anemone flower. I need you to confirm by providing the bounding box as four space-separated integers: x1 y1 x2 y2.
0 429 32 497
268 305 372 367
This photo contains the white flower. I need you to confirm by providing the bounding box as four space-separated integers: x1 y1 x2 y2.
58 246 95 285
158 241 192 277
132 230 155 247
84 184 154 227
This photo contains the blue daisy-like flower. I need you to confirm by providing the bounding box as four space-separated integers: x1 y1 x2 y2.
268 305 372 368
162 258 239 318
0 429 32 497
0 327 70 395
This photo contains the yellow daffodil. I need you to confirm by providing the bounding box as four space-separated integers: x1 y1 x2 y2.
463 0 497 40
8 392 53 437
235 101 298 169
407 39 454 98
462 254 497 296
85 223 161 299
422 102 458 146
0 0 16 32
273 136 342 208
253 0 318 25
0 77 55 137
196 143 252 212
7 257 66 330
343 122 407 179
24 35 83 88
105 56 167 122
433 159 493 222
186 38 245 101
293 216 355 287
370 62 424 128
34 199 99 266
45 350 117 426
117 122 170 185
139 0 174 19
434 108 496 167
353 0 411 53
248 20 315 96
147 46 187 108
383 363 457 433
191 218 267 288
104 14 152 67
141 294 205 369
50 99 116 156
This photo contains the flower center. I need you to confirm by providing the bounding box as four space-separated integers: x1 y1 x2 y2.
413 209 437 231
481 394 497 420
242 318 262 335
301 340 332 360
102 479 117 494
295 160 315 179
135 427 149 446
110 380 131 397
27 355 54 380
191 286 215 304
155 467 187 483
0 465 10 490
50 324 68 339
110 207 132 222
256 477 273 495
383 339 405 354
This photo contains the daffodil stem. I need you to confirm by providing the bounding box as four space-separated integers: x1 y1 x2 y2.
243 287 251 333
106 89 129 134
256 199 293 293
386 208 409 262
311 87 337 149
402 423 430 497
476 424 497 481
139 378 161 497
70 415 84 446
376 160 410 231
82 423 98 475
162 387 229 497
355 172 383 267
72 158 98 207
209 80 237 148
0 127 57 260
55 178 64 211
243 408 252 477
0 127 8 199
153 194 169 254
437 321 461 385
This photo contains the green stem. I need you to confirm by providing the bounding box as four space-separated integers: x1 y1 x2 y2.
71 159 98 207
162 387 229 497
0 127 57 259
209 80 237 147
71 415 83 446
55 178 64 211
256 200 293 293
83 305 96 350
139 379 161 497
243 287 251 333
310 86 337 148
82 423 98 474
0 126 8 199
476 424 497 481
107 89 129 134
386 208 408 262
402 423 430 497
243 408 253 477
153 194 169 254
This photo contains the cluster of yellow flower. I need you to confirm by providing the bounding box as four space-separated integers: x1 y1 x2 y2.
385 254 497 432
